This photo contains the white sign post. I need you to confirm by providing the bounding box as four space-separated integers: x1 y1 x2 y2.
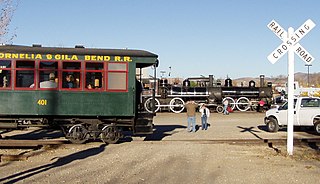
267 19 316 155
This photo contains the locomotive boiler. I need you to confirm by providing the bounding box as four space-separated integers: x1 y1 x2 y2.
143 75 273 113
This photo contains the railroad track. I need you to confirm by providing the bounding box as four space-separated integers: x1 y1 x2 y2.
0 139 68 162
0 139 68 148
1 138 318 161
159 137 320 145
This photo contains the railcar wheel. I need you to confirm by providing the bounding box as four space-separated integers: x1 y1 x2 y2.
169 97 185 113
266 117 279 132
144 97 160 113
66 124 88 144
216 105 224 113
222 97 235 110
236 97 251 112
101 125 120 144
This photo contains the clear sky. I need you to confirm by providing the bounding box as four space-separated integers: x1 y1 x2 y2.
8 0 320 79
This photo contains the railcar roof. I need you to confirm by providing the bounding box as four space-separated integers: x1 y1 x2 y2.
0 45 158 57
0 45 158 67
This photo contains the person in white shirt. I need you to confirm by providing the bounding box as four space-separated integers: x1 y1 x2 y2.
199 103 210 130
223 99 229 115
39 73 57 88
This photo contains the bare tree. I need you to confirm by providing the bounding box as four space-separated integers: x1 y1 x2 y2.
0 0 18 44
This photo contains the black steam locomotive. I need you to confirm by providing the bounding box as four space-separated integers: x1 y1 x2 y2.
143 75 273 113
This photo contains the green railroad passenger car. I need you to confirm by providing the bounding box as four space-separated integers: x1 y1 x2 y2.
0 45 159 143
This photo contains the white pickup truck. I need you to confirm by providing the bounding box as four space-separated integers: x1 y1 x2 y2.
264 97 320 134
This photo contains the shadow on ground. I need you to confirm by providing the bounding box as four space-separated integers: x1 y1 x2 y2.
257 125 319 136
256 125 319 151
143 125 187 141
0 144 106 183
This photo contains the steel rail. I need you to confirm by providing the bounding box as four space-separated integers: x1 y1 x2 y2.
143 138 320 146
0 139 68 162
0 139 68 148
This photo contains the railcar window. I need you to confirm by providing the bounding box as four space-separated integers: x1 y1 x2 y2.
62 61 81 89
38 61 58 89
86 62 103 70
85 62 104 90
107 62 127 91
108 73 127 90
63 62 81 70
40 61 58 69
108 63 127 71
16 61 35 88
0 60 11 88
16 61 35 68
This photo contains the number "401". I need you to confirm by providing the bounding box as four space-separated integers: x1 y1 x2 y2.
37 99 48 106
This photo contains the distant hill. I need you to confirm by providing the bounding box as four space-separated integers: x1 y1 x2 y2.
233 73 320 87
166 73 320 88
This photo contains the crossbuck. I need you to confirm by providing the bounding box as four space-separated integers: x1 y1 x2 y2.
267 19 316 155
267 19 315 64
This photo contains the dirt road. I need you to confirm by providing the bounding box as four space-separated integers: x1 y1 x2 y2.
0 112 319 183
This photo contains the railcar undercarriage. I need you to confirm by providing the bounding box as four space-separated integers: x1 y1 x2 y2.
0 112 153 144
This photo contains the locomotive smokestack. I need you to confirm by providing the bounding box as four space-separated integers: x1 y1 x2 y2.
260 75 265 87
209 75 213 87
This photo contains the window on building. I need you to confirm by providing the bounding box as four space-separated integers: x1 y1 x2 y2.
85 62 104 90
16 60 35 88
62 61 81 89
0 60 11 88
107 62 127 91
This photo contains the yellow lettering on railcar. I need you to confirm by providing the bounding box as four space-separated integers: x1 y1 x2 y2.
0 53 43 60
35 54 42 59
37 99 47 106
114 56 122 61
0 52 132 62
46 54 53 59
85 55 109 61
54 54 79 60
124 56 132 62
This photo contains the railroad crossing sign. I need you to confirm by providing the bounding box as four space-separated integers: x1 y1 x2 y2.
267 19 316 156
267 19 316 64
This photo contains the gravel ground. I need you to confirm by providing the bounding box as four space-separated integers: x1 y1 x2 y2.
0 112 319 184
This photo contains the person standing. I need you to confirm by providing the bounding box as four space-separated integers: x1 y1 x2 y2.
199 104 210 130
257 99 266 112
223 99 229 115
185 101 198 132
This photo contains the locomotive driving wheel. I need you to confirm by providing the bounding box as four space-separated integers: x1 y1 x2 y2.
222 97 236 110
66 124 89 144
144 97 160 113
169 97 185 113
100 125 120 144
236 97 251 111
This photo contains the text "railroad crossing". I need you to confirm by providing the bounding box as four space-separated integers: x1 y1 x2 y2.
267 19 316 64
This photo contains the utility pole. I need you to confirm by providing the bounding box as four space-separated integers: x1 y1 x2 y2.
305 64 312 87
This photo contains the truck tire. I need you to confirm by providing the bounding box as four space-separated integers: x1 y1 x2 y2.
314 122 320 134
267 117 279 132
